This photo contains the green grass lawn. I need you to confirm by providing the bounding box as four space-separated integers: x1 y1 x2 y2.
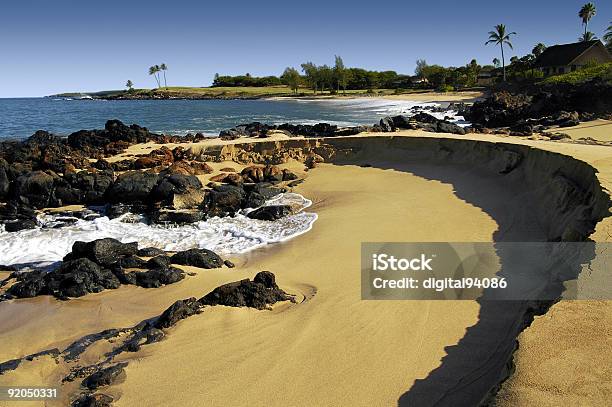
55 86 460 99
133 86 408 98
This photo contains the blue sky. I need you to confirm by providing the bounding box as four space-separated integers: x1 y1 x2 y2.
1 0 610 97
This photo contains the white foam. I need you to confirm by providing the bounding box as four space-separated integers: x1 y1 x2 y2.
0 193 317 266
283 97 469 126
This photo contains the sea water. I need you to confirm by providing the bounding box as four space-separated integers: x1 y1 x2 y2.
0 97 467 139
0 97 465 265
0 193 317 266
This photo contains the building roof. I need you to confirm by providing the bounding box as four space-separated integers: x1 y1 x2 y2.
535 40 604 67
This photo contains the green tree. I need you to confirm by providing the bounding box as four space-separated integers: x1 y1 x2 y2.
492 58 500 68
421 65 450 88
579 31 597 42
605 22 612 52
415 59 428 79
125 80 133 91
334 55 348 94
467 59 481 86
579 3 597 37
486 24 516 82
318 65 333 93
532 43 547 57
160 63 168 88
300 62 320 94
149 65 160 88
280 67 301 94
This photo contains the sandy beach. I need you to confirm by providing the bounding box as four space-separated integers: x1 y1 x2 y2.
0 154 499 406
545 119 612 142
0 128 610 406
267 90 484 104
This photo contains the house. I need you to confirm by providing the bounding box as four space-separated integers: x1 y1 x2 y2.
410 76 429 85
476 67 501 85
535 40 612 76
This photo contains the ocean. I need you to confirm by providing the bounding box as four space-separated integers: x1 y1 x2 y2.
0 96 465 265
0 97 465 140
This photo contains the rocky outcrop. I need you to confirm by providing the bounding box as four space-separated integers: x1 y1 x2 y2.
375 113 466 135
468 80 612 129
155 297 202 329
0 120 222 231
200 271 294 309
82 363 127 390
1 271 295 405
0 239 232 301
202 183 285 217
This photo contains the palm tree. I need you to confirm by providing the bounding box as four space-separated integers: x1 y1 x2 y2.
486 24 516 82
603 21 612 52
125 80 133 91
160 63 168 88
154 65 161 87
492 58 500 68
578 3 596 37
579 31 597 42
149 66 160 88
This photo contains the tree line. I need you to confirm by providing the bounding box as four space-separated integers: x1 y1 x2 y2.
213 56 426 94
131 4 611 92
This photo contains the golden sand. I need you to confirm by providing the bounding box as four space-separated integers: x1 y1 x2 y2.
0 128 610 406
0 158 500 406
545 119 612 142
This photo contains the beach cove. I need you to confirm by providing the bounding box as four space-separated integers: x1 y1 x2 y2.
0 127 610 406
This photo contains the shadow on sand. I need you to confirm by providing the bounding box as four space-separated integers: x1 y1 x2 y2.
332 156 600 406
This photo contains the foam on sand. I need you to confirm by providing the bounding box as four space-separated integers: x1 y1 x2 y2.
0 193 317 265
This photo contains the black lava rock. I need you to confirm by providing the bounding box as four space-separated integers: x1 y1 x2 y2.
146 255 172 269
247 205 292 221
105 171 159 203
137 247 166 257
82 363 127 390
155 297 201 329
170 248 223 269
70 238 138 267
3 219 37 232
203 184 246 217
72 393 114 407
199 271 294 309
134 267 185 288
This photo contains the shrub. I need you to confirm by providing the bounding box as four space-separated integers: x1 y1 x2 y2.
542 62 612 85
437 84 454 92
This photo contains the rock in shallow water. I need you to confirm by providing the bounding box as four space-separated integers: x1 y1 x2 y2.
68 238 138 267
247 205 292 221
1 238 223 301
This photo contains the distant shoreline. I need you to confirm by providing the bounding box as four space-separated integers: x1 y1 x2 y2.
47 86 485 103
